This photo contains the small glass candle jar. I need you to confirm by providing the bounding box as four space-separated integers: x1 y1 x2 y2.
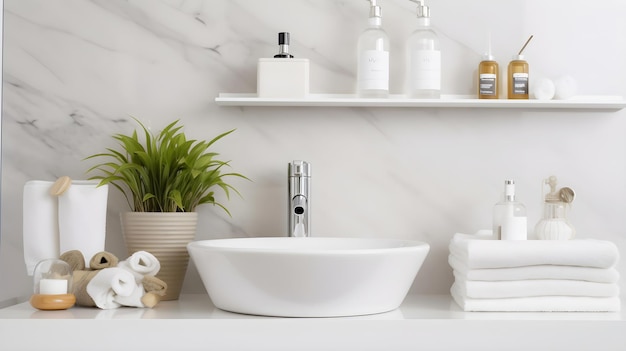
30 259 76 310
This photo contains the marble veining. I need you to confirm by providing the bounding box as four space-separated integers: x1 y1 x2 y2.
1 0 626 300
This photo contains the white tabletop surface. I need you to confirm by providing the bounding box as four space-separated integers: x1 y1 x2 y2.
1 293 624 351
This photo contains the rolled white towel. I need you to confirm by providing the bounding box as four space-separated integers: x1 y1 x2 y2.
113 282 146 308
86 268 136 309
449 233 619 269
448 254 620 283
453 272 619 298
118 251 161 282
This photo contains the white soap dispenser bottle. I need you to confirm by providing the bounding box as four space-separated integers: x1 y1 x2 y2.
357 0 390 98
492 180 528 240
405 0 441 99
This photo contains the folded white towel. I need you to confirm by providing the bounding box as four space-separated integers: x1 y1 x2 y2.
86 268 137 309
453 272 619 298
118 251 160 282
451 283 621 312
23 181 59 275
58 181 108 268
449 255 620 283
450 233 619 269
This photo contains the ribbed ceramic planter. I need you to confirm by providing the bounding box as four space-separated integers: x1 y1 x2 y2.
121 212 198 300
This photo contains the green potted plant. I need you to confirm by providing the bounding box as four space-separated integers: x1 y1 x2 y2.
86 118 247 300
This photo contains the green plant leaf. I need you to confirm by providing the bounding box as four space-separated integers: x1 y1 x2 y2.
85 117 248 214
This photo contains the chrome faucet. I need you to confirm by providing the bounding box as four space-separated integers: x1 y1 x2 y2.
288 160 311 237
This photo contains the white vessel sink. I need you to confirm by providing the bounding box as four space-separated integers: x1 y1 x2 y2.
187 237 430 317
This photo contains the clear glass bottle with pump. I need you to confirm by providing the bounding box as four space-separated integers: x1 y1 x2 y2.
405 0 441 99
357 0 390 98
493 180 527 240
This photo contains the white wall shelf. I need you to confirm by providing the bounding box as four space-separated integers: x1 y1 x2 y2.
1 294 624 351
215 93 626 110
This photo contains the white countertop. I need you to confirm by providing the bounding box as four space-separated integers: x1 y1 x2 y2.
1 293 625 351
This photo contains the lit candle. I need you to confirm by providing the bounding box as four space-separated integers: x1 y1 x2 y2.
39 278 68 295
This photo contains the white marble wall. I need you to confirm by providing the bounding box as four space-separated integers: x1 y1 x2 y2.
1 0 625 301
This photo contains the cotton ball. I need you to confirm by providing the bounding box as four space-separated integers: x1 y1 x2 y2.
554 75 578 100
531 78 555 100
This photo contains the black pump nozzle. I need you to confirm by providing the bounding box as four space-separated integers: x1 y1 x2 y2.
274 32 294 58
278 32 290 45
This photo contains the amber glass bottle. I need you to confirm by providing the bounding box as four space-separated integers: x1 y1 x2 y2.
478 56 499 99
507 55 529 99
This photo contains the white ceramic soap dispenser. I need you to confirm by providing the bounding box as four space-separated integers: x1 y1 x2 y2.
357 0 390 97
257 32 310 98
405 0 441 99
492 180 527 240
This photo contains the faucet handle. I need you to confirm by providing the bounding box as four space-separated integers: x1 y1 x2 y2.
289 160 311 177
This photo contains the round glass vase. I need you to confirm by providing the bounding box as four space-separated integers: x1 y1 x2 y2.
534 201 575 240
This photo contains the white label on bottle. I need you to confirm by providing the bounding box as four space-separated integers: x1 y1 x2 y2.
358 50 389 90
512 72 529 95
479 73 497 95
502 216 527 240
410 50 441 90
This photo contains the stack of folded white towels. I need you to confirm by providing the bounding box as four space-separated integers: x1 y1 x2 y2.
449 232 621 312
